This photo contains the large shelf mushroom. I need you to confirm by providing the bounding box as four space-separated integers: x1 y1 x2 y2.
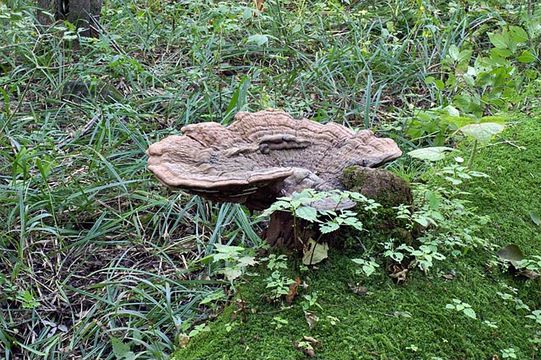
147 110 403 248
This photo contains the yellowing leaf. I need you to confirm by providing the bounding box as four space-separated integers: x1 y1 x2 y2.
408 147 454 161
459 122 505 143
302 239 328 265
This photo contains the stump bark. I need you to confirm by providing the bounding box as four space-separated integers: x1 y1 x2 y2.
36 0 103 37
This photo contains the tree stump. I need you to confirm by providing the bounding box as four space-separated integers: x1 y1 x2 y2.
36 0 103 37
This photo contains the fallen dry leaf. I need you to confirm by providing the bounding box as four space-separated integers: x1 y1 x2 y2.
302 239 329 265
388 264 409 284
518 269 540 280
294 336 320 358
349 283 369 297
441 270 456 281
304 311 319 330
302 336 320 346
294 341 315 357
178 333 190 348
253 0 265 11
286 277 301 305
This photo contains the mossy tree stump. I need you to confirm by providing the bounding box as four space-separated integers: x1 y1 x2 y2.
342 165 415 245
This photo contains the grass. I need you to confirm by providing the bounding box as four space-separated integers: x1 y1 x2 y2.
176 118 541 359
0 0 540 359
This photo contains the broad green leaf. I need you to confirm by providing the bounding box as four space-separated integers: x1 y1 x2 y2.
509 26 528 44
517 50 536 63
529 211 541 226
319 221 340 234
463 308 477 319
222 267 243 282
444 105 460 117
214 244 244 254
237 255 258 267
488 32 509 49
490 47 513 59
295 206 318 222
459 122 505 143
302 239 329 265
408 147 454 161
441 114 476 128
479 115 508 124
414 217 429 227
458 49 473 63
448 44 460 61
425 76 445 90
111 338 132 359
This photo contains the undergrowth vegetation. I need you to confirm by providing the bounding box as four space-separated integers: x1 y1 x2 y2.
1 0 540 359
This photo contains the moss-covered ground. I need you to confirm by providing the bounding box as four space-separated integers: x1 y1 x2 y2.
176 118 541 360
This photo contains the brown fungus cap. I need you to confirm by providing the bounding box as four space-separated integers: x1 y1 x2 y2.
147 110 402 210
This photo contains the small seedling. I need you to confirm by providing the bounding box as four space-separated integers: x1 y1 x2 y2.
445 299 477 319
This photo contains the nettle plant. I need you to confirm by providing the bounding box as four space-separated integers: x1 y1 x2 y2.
210 244 258 286
260 189 381 240
262 254 296 301
380 160 491 273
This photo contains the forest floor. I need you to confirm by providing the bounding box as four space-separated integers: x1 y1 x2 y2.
1 1 540 359
176 118 541 360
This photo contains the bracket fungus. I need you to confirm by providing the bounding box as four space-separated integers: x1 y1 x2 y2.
147 110 404 248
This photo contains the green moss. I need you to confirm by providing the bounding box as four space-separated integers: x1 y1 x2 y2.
176 118 541 360
341 166 413 208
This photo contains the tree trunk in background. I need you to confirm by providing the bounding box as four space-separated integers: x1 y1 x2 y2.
36 0 103 37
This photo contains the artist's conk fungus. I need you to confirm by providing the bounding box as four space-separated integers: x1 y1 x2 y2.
147 110 402 213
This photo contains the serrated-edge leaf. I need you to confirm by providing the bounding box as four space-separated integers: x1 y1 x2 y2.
295 206 318 222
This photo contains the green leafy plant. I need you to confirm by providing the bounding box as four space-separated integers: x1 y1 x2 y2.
264 254 288 271
500 347 518 359
261 189 379 236
16 290 40 310
301 293 323 312
261 189 381 263
526 310 541 326
271 316 289 330
211 244 258 284
265 271 295 301
445 299 477 319
517 256 541 273
351 258 380 277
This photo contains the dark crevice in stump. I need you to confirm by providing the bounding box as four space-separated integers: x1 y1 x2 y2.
264 212 316 251
264 212 296 249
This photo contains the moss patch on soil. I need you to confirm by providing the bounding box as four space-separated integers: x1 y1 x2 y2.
175 118 541 360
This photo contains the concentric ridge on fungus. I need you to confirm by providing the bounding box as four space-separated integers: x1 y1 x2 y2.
147 110 402 209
